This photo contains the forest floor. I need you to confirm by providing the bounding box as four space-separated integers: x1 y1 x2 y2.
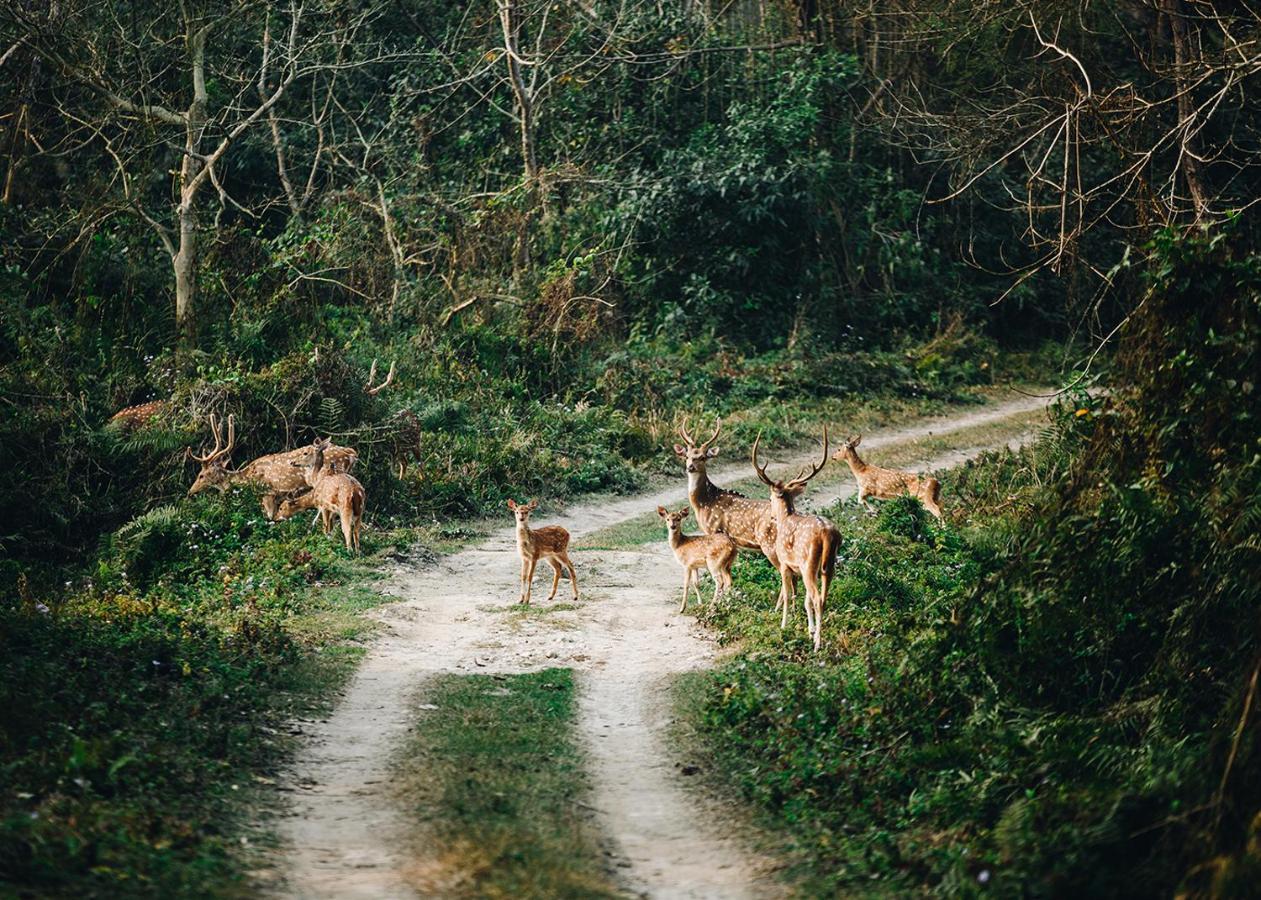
260 391 1050 898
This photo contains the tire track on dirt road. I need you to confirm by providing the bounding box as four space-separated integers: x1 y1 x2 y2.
269 393 1049 898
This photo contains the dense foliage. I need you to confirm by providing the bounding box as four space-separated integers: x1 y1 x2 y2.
696 228 1261 895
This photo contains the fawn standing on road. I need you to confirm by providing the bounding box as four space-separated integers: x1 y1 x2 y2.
507 498 578 605
832 434 943 519
657 506 737 613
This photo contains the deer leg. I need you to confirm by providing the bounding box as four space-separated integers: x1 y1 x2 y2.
561 553 579 599
780 570 796 629
518 557 529 603
803 579 816 643
546 559 562 601
707 561 724 604
524 558 537 605
692 567 705 605
680 570 691 613
809 571 825 652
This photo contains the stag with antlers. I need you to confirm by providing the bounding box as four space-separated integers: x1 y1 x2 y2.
752 428 841 652
187 413 358 519
674 418 790 610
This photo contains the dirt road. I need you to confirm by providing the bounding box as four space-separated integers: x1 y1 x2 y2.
270 394 1047 898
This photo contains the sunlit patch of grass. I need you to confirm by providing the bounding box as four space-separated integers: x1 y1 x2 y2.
575 511 665 549
393 670 619 899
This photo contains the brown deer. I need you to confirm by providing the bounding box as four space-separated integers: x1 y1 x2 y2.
657 506 737 613
674 418 788 609
187 414 357 518
753 428 841 652
832 435 943 520
507 498 578 605
284 437 366 552
108 399 168 431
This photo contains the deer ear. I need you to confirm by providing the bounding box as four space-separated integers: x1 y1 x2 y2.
527 498 538 510
507 499 517 510
706 446 720 458
852 435 862 447
680 507 691 519
657 506 668 518
673 444 687 456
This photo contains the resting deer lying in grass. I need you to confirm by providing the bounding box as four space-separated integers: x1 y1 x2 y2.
753 428 841 652
657 506 736 613
832 434 943 520
674 418 787 608
282 437 365 552
507 499 578 605
187 414 358 519
108 399 168 432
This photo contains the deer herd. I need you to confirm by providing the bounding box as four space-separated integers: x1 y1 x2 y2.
177 396 942 652
514 418 943 653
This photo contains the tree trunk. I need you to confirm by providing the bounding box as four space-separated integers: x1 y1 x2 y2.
173 207 197 340
1162 0 1208 221
175 19 209 345
498 0 538 282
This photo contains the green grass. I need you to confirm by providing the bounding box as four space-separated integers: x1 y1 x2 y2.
392 669 619 899
0 491 457 898
673 492 1001 894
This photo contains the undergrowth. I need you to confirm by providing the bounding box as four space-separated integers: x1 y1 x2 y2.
688 226 1261 897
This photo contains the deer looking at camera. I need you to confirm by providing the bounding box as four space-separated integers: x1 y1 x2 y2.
281 437 365 552
507 499 578 605
832 435 943 520
753 428 841 652
187 414 358 518
657 506 736 613
674 418 788 608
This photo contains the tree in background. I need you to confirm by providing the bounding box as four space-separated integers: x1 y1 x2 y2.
1 1 393 343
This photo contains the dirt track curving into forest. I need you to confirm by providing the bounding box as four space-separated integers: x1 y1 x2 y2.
268 393 1048 898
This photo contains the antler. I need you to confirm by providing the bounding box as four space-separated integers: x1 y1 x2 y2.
365 359 396 396
786 426 829 488
751 431 775 487
698 417 722 452
189 413 237 464
677 416 696 447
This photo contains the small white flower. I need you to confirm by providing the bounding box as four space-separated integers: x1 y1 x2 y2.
978 870 991 884
35 603 50 616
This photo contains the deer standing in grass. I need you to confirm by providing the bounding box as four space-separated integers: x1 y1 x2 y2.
674 418 790 610
657 506 737 613
507 499 578 605
187 414 358 519
283 437 365 552
753 428 841 652
832 434 943 520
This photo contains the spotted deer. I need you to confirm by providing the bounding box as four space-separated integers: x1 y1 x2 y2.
507 498 578 605
284 437 365 552
657 506 737 613
674 418 787 608
108 399 168 432
832 435 943 520
187 414 357 519
753 428 841 652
